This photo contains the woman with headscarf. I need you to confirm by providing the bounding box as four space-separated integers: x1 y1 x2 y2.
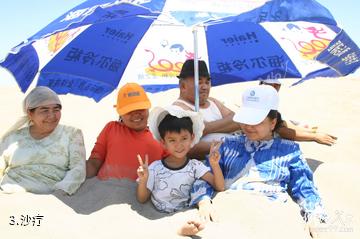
0 86 86 195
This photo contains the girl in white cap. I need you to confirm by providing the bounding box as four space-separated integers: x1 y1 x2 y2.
192 85 326 238
0 86 86 195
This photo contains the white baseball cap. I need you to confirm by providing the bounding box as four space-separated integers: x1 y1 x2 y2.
233 85 279 125
149 105 204 147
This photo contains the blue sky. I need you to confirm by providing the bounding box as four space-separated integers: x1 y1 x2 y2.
0 0 359 86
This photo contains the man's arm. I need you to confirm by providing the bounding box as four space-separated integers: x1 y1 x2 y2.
173 98 240 135
203 98 240 135
277 121 337 146
187 141 211 160
203 114 240 135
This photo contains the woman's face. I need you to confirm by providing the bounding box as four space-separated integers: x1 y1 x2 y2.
121 109 149 131
240 117 276 141
28 104 61 134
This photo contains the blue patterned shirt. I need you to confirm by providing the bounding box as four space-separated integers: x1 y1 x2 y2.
190 135 326 221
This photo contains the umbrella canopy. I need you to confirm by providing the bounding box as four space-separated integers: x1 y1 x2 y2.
205 1 360 87
1 0 359 102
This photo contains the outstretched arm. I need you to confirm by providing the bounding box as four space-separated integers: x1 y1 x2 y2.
277 121 337 146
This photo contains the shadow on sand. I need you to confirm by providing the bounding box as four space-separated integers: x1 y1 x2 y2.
52 177 173 220
306 158 324 172
52 158 323 222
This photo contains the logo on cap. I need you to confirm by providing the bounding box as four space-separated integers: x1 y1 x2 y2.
127 91 140 97
246 90 260 102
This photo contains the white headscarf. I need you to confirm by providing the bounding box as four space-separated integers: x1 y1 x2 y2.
1 86 61 141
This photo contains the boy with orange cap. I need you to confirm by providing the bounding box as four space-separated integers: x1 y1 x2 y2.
86 83 167 180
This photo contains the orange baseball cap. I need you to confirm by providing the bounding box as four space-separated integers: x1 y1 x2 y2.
114 83 151 116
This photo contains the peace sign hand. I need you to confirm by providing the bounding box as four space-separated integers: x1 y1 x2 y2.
209 141 222 166
137 154 149 183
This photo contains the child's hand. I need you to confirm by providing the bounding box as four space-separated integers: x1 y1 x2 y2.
137 154 149 182
209 141 222 166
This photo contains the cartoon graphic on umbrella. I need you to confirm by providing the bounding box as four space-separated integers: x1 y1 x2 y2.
1 0 359 105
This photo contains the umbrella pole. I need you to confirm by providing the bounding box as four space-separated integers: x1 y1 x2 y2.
193 26 200 112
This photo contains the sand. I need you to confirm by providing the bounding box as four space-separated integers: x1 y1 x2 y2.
1 76 359 238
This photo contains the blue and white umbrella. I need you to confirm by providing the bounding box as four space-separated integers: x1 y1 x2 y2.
205 5 360 87
1 0 359 102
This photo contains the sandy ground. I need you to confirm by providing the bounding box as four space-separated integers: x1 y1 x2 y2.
1 77 359 238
